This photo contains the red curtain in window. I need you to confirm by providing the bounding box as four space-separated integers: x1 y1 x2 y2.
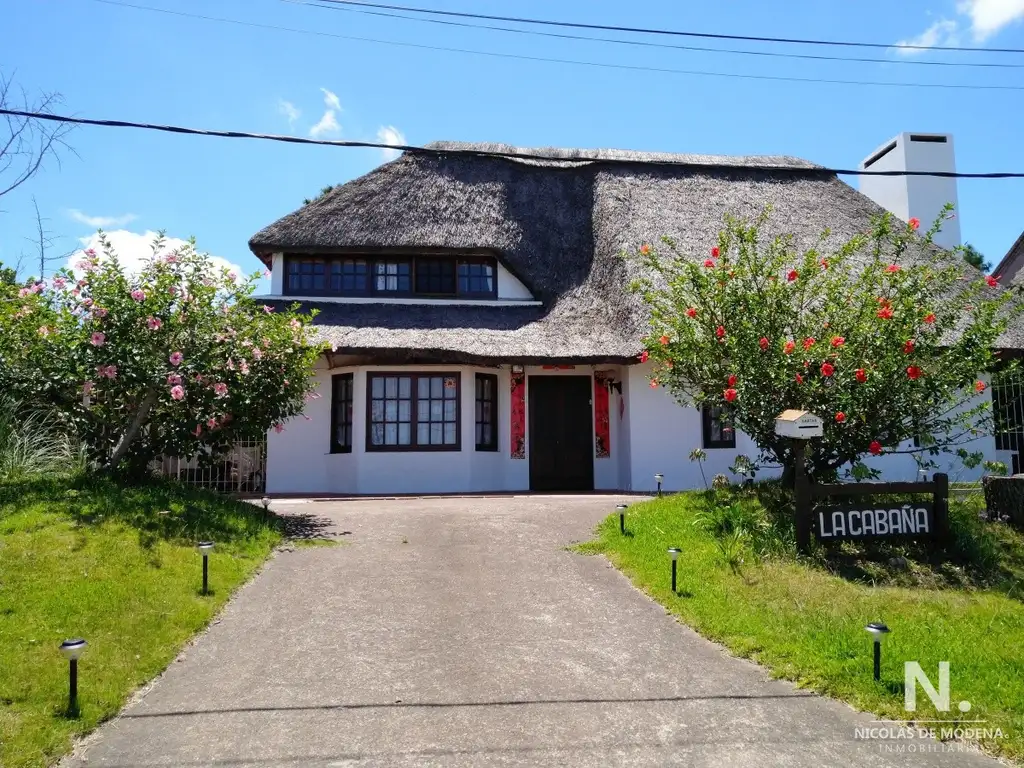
593 374 610 458
510 371 526 459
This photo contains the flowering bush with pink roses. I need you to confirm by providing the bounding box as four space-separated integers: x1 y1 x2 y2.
630 208 1021 481
0 233 324 476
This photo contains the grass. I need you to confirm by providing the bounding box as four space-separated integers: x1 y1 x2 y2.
0 474 282 768
581 489 1024 763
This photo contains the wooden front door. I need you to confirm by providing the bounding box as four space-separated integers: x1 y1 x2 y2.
528 376 594 492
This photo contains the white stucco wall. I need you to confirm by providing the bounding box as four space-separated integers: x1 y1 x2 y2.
266 363 624 495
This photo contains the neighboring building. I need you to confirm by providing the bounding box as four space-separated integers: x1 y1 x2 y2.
994 230 1024 286
249 141 1020 496
858 132 962 252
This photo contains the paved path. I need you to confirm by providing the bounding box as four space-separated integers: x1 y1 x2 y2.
65 496 999 767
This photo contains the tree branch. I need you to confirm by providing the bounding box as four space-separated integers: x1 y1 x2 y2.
104 387 159 471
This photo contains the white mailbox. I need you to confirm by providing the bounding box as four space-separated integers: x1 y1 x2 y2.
774 409 824 440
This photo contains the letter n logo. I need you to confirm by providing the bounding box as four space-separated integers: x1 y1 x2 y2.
904 661 950 712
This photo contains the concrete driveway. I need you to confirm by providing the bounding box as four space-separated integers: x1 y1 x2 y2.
65 496 1000 767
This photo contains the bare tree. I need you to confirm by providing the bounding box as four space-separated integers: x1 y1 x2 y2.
24 196 72 279
0 72 73 204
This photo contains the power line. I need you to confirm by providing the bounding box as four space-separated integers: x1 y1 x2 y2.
311 0 1024 54
289 0 1024 70
4 108 1024 179
84 0 1024 91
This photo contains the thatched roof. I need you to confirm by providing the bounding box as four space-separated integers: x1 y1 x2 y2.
250 142 1024 361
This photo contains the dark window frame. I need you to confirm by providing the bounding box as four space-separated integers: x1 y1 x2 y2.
475 373 499 451
283 254 497 299
365 372 462 452
702 406 736 449
330 373 354 454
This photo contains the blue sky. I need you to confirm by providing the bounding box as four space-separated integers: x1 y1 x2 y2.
3 0 1024 283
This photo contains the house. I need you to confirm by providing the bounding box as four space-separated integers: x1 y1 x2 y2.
248 140 1021 496
993 230 1024 287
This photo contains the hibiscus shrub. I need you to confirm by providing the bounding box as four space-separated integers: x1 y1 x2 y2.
0 233 323 475
630 209 1021 481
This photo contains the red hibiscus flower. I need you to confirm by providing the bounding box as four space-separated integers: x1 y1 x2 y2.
759 337 769 351
704 259 716 268
820 259 829 270
640 244 651 255
869 440 883 455
831 336 845 348
877 306 894 320
907 366 923 380
821 362 835 377
787 269 798 282
923 312 936 324
803 337 816 350
659 335 670 346
908 217 920 230
986 275 998 287
723 388 737 402
855 368 867 383
796 373 804 384
716 326 726 339
783 340 795 355
886 264 900 273
903 339 915 355
975 380 986 393
711 246 720 258
727 374 737 387
649 379 659 388
835 412 846 423
639 350 649 363
686 307 697 318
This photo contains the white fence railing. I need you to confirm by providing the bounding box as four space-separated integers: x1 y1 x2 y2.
153 438 266 494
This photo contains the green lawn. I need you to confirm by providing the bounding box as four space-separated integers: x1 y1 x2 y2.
581 491 1024 763
0 476 281 768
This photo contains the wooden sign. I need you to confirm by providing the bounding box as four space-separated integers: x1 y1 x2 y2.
815 503 935 541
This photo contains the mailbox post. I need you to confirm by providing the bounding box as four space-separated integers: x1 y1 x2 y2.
774 410 824 555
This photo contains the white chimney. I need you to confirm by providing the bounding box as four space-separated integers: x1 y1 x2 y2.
858 132 961 251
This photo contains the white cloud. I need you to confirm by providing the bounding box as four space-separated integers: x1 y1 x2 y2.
321 88 342 111
68 230 245 280
892 19 960 54
67 209 138 228
376 125 406 161
278 99 300 126
957 0 1024 40
309 110 341 138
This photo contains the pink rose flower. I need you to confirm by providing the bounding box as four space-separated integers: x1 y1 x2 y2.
18 287 30 298
273 423 284 433
206 417 219 429
252 348 262 360
168 285 177 296
169 351 184 366
84 248 97 257
53 277 66 289
228 271 237 282
213 382 228 397
94 307 108 318
103 365 118 379
262 305 274 313
131 289 146 302
170 385 185 401
239 361 250 375
147 317 162 330
167 373 182 386
90 332 106 347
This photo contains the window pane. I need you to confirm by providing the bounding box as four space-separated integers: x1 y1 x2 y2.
476 424 483 445
430 400 442 421
418 377 430 398
371 400 384 421
398 400 411 422
385 423 398 445
417 423 430 445
372 377 384 398
431 423 442 444
444 400 456 421
399 377 412 399
417 400 430 421
398 423 411 445
444 424 456 444
385 377 398 398
385 401 398 421
415 258 456 295
371 424 384 445
431 377 443 398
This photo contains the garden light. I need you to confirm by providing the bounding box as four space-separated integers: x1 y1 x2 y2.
616 504 627 534
59 638 87 715
667 547 681 592
261 496 270 511
655 473 664 497
865 622 890 681
197 541 215 595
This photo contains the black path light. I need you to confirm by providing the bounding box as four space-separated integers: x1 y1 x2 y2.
667 547 681 593
655 473 664 498
616 503 628 534
59 638 87 715
865 622 891 681
261 496 270 512
197 541 215 595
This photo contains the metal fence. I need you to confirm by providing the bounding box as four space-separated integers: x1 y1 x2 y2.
992 371 1024 474
153 438 266 494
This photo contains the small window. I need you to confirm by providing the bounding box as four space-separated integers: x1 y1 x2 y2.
287 258 326 293
330 259 368 294
415 258 457 295
374 261 412 293
459 261 495 296
702 406 736 449
475 374 498 451
330 373 354 453
367 373 460 451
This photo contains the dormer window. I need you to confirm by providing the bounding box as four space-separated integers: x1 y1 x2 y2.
284 254 497 299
